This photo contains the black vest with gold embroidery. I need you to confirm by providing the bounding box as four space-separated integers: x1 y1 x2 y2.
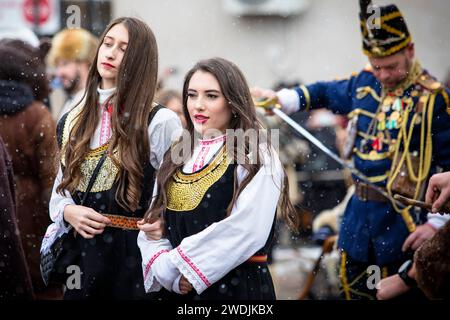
56 104 163 218
164 146 274 256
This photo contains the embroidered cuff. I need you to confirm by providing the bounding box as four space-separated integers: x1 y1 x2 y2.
142 249 169 293
168 246 211 295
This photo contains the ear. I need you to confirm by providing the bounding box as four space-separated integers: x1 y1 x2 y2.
406 43 415 60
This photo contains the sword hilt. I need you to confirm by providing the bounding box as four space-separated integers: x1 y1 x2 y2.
254 97 282 110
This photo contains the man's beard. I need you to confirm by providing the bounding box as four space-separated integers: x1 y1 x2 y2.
383 56 412 89
64 71 81 95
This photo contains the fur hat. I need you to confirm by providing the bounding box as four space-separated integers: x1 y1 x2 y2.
47 28 98 67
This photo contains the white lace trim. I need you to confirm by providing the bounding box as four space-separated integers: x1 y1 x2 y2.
168 247 209 294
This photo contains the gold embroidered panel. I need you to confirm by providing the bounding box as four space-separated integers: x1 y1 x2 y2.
60 104 120 192
78 153 119 192
166 146 231 212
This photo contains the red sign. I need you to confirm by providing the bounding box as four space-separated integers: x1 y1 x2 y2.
23 0 51 25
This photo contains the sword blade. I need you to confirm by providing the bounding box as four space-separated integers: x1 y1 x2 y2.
271 108 393 200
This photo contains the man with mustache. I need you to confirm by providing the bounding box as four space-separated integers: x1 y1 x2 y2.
253 1 450 299
47 28 98 121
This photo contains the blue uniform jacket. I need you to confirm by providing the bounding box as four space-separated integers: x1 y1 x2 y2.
293 66 450 265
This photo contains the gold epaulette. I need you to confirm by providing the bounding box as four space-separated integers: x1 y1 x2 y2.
416 73 444 93
334 71 358 81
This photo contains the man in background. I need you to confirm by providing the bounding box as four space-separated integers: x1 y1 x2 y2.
47 28 98 121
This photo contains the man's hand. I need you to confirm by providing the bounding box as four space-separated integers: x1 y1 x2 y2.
376 274 411 300
250 87 278 115
402 223 436 252
425 172 450 213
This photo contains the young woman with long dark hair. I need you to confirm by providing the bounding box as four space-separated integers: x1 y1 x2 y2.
138 57 300 300
41 17 181 299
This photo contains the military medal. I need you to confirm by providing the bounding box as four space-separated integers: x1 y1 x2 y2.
382 96 394 112
376 112 386 130
390 111 400 120
392 98 402 111
386 111 399 129
386 120 394 130
371 132 384 152
360 139 369 153
395 88 404 96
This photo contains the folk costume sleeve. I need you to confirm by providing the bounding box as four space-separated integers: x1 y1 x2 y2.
137 232 178 292
148 108 182 169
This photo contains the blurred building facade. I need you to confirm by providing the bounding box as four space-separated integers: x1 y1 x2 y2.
111 0 450 89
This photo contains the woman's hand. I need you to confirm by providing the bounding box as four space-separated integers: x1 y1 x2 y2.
63 204 111 239
179 275 193 294
137 218 163 240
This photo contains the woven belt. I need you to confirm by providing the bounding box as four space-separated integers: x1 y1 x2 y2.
246 255 268 263
355 182 389 202
102 214 140 230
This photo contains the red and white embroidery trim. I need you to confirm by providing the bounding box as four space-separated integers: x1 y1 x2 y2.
144 249 169 280
192 145 209 172
192 135 226 172
176 246 211 287
99 103 112 146
199 135 226 146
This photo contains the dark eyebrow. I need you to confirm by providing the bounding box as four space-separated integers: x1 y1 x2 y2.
205 89 220 94
104 35 128 46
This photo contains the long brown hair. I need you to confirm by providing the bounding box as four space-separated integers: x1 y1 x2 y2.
57 17 158 212
145 57 300 231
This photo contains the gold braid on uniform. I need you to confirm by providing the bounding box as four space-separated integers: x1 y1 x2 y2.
166 146 232 211
386 70 439 232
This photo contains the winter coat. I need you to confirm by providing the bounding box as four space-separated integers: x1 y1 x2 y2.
0 135 34 299
0 80 61 298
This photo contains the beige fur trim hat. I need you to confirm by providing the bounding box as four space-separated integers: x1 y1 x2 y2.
47 28 98 67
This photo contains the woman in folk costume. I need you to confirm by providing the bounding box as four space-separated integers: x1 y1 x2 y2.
40 17 182 299
138 57 300 299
